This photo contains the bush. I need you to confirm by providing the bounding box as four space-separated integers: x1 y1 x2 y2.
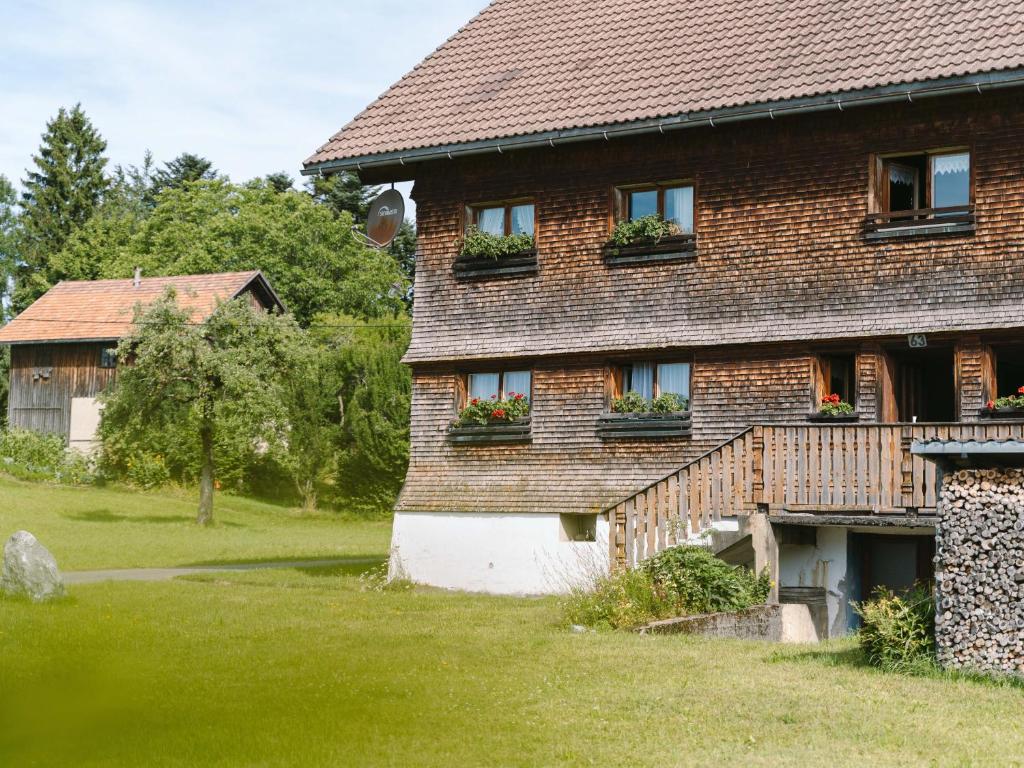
562 545 770 630
0 429 94 484
125 452 172 490
460 226 534 260
854 584 936 673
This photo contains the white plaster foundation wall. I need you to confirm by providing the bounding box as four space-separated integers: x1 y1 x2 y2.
390 511 610 595
68 397 103 454
778 527 849 637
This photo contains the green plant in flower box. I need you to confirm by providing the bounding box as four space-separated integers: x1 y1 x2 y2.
611 391 688 414
609 215 680 247
459 226 535 260
455 392 531 426
984 385 1024 411
819 393 854 416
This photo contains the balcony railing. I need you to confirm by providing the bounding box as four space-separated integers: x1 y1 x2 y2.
606 421 1024 569
863 205 975 238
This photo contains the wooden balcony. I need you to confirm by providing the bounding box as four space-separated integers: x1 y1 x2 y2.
863 205 975 239
606 421 1024 568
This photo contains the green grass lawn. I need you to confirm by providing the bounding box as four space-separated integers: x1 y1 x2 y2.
1 479 1022 766
0 474 391 570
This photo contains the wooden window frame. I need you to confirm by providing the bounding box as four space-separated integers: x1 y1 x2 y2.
610 180 696 228
872 147 974 213
458 369 534 409
99 347 118 369
608 360 692 401
464 198 537 238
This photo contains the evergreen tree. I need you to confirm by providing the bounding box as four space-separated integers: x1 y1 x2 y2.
14 105 109 309
148 153 216 202
0 175 17 318
307 171 379 222
264 172 294 193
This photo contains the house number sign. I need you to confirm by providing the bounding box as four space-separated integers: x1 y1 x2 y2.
907 333 928 349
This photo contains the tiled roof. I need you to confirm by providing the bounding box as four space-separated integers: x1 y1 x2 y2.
0 272 276 344
305 0 1024 169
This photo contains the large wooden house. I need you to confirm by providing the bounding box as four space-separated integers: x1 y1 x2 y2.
304 0 1024 632
0 271 282 451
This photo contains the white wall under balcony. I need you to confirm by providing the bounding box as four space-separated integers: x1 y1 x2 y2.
389 511 610 595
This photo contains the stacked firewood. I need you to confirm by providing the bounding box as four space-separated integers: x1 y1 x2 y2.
935 468 1024 675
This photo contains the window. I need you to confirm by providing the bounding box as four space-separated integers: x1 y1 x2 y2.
616 361 690 401
817 354 855 404
99 347 118 369
560 513 597 542
879 150 971 214
470 202 535 237
467 370 531 401
619 183 694 233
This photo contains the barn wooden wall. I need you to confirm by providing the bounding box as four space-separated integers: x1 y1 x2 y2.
8 343 117 439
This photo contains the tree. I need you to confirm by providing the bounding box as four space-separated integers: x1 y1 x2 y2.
100 292 303 524
307 171 378 222
0 175 17 318
86 178 406 325
264 172 294 193
14 105 109 309
278 344 342 511
318 314 412 509
147 153 216 202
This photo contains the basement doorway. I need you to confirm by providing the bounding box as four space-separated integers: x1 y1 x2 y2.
845 532 935 629
888 346 956 422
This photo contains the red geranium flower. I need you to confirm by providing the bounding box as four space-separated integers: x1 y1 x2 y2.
514 393 524 401
471 398 479 405
987 399 996 409
491 408 506 419
490 394 497 399
1017 386 1024 395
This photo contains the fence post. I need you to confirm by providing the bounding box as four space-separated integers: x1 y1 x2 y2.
752 426 765 506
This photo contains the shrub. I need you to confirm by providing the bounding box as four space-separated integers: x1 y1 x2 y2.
854 584 936 673
460 226 535 260
125 452 172 490
819 393 854 416
641 546 771 615
562 545 770 629
0 429 94 484
0 429 66 470
609 215 680 247
611 391 688 414
455 392 530 426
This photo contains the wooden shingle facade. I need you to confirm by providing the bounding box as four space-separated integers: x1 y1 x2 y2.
305 0 1024 601
396 91 1024 518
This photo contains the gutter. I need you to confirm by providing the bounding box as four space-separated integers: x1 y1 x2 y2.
302 68 1024 177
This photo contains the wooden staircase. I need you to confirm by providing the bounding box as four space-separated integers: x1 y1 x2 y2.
604 421 1024 569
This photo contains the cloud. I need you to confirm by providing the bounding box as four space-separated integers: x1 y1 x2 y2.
0 0 486 191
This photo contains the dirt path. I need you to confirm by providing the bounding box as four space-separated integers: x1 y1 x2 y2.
64 557 380 584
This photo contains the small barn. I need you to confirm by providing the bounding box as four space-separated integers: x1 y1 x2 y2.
0 271 283 451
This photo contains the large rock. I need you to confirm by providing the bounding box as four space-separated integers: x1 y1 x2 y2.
1 531 66 602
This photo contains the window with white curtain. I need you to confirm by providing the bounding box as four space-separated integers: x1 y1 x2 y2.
467 370 532 401
471 201 535 237
619 362 691 402
622 183 694 233
880 150 971 213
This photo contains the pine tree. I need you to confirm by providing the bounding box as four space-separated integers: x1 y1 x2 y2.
147 153 217 203
15 105 109 309
307 171 379 223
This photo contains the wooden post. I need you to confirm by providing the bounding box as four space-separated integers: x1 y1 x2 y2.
900 426 916 512
752 425 765 505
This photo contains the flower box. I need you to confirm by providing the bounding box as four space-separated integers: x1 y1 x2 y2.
603 234 697 266
452 250 537 280
597 412 692 439
807 412 860 423
448 418 532 444
979 407 1024 420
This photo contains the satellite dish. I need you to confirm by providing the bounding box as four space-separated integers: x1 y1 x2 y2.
360 188 405 248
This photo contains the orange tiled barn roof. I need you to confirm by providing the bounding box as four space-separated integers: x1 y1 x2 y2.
305 0 1024 170
0 271 279 344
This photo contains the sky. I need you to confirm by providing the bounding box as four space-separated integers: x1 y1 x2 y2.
0 0 487 206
